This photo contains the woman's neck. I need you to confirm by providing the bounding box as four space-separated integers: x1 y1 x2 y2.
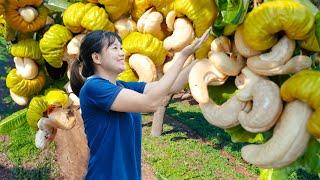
94 68 118 84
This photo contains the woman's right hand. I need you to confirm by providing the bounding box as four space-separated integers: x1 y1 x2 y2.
180 27 212 56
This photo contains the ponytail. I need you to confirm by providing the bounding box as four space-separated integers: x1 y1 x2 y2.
70 59 85 97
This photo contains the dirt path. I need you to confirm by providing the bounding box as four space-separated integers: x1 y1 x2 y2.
0 135 13 180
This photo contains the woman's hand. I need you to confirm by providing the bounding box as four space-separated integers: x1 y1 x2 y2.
180 27 212 56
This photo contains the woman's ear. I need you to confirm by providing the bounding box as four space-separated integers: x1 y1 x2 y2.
92 52 102 65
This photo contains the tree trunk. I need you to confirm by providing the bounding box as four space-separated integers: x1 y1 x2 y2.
151 95 172 136
54 109 89 179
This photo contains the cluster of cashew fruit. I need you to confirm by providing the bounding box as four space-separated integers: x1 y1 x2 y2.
35 104 77 150
116 8 197 82
26 89 78 150
6 39 46 106
188 2 320 168
186 0 320 169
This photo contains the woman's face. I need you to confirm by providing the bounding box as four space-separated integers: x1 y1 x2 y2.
98 38 125 74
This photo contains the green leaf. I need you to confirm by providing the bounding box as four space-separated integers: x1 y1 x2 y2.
213 0 250 36
260 168 293 180
0 36 10 62
207 77 238 105
43 0 72 12
225 125 272 144
310 53 320 71
299 138 320 174
0 109 28 134
315 12 320 48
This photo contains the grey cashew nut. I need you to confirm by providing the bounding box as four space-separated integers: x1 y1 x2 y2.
237 80 283 132
35 117 57 150
210 36 231 53
14 57 38 79
10 90 28 106
163 18 195 52
129 54 157 82
166 10 177 32
241 100 311 168
189 59 228 104
208 36 244 76
67 34 85 58
247 55 312 76
235 67 267 101
64 82 80 106
208 52 245 76
114 18 137 39
137 8 164 40
246 36 296 70
19 6 38 23
199 96 248 129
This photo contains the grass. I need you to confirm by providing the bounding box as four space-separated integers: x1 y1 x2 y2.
142 114 257 179
165 100 259 174
0 123 60 179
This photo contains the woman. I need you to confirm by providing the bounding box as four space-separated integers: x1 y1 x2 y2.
70 29 210 179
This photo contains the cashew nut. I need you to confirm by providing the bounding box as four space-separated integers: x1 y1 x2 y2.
64 82 80 106
189 59 228 104
137 8 164 40
235 67 267 101
46 108 76 130
14 57 39 79
10 90 28 106
163 52 194 74
163 18 195 52
35 121 57 150
237 80 283 132
241 100 311 168
66 34 86 61
114 18 137 39
234 26 261 58
18 6 39 23
166 10 177 32
199 96 248 129
211 36 231 53
129 54 157 82
247 36 296 70
208 52 245 76
67 34 85 56
248 55 312 76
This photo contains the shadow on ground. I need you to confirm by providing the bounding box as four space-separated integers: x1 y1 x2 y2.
0 165 52 180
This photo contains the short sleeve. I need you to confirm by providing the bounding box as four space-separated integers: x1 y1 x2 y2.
84 78 122 111
117 81 146 94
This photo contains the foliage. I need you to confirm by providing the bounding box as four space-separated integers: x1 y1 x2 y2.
212 0 250 36
0 36 10 62
225 125 272 144
0 108 27 134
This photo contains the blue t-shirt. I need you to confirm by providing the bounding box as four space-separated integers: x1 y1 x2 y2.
79 76 146 180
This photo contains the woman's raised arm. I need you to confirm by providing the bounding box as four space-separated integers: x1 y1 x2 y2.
110 28 211 113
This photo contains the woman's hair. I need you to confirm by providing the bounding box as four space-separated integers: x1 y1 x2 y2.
70 30 122 97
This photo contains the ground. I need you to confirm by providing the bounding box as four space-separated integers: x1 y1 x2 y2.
0 95 256 179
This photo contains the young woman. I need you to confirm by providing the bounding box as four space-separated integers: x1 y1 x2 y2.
70 29 210 179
